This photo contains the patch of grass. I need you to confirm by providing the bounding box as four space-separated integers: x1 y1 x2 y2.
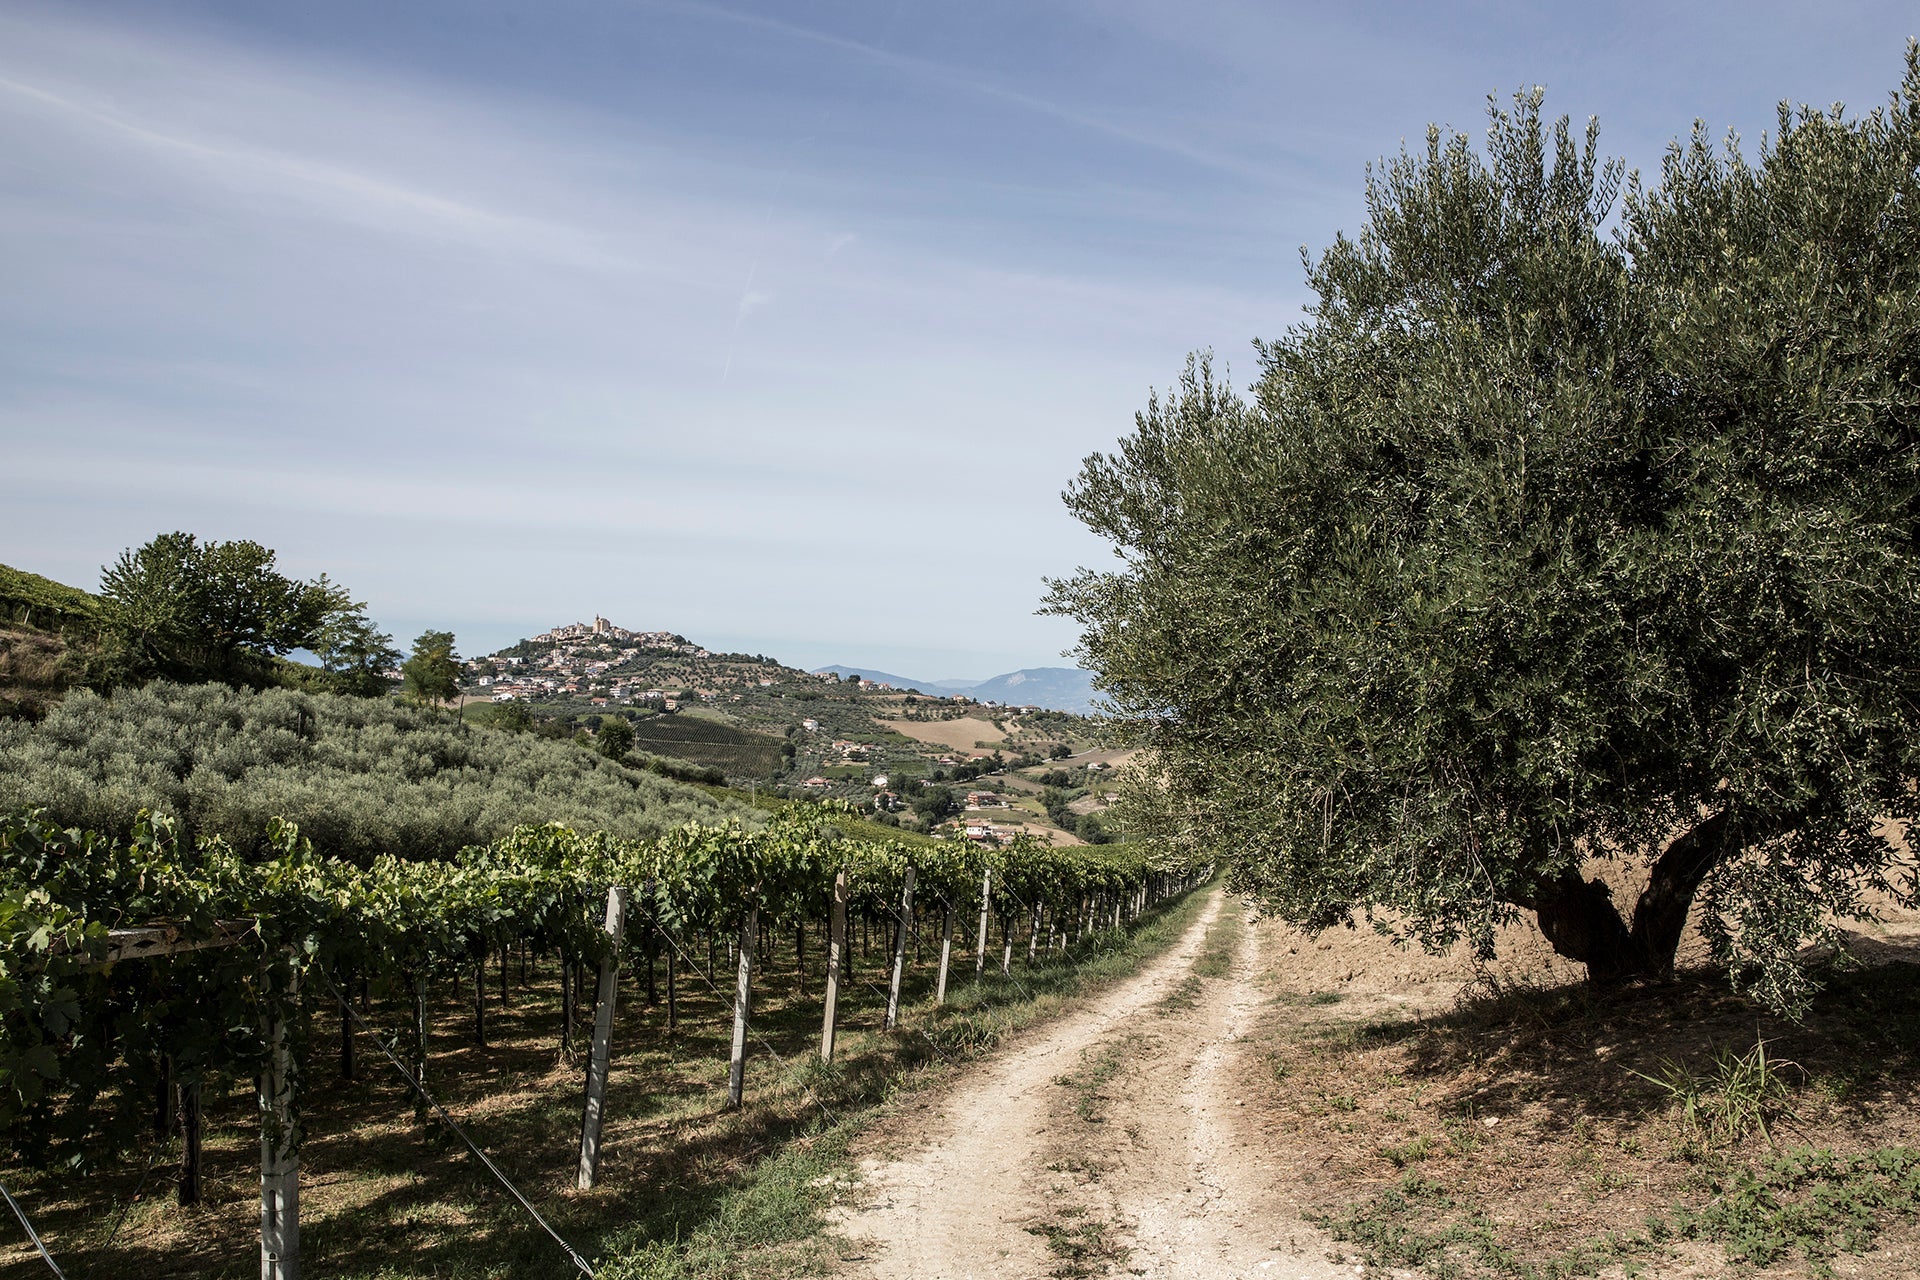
1157 976 1204 1014
1313 1172 1517 1277
1380 1133 1434 1167
1191 910 1241 978
1629 1038 1803 1152
1056 1035 1149 1123
1315 1170 1657 1279
1026 1206 1130 1279
1662 1146 1920 1274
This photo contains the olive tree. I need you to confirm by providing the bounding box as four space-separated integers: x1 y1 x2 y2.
1047 51 1920 1012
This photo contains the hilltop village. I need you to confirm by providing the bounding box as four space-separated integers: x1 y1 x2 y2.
455 617 1129 847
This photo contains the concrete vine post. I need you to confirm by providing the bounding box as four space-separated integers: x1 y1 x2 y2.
576 885 629 1190
974 869 992 977
260 961 300 1280
884 867 916 1031
728 906 757 1108
935 906 954 1005
821 869 847 1063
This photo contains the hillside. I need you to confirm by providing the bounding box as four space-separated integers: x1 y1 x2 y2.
0 562 110 718
463 620 1113 836
0 562 101 631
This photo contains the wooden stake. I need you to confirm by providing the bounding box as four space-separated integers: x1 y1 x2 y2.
577 886 629 1190
260 964 300 1280
821 870 847 1063
645 912 659 1006
177 1079 201 1206
884 868 916 1031
472 959 487 1048
339 969 355 1082
727 906 757 1108
935 907 953 1006
666 942 678 1034
155 1055 172 1138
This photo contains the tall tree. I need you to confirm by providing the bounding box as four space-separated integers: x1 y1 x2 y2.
1047 50 1920 1013
308 577 402 697
99 533 339 684
401 630 462 710
595 714 635 761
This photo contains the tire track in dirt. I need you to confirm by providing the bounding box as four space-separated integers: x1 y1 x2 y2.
831 890 1343 1279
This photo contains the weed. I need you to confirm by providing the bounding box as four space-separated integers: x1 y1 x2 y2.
1629 1037 1803 1150
1157 976 1203 1014
1659 1145 1920 1273
1441 1113 1481 1156
1026 1206 1131 1278
1379 1133 1434 1167
1191 908 1240 978
1056 1035 1147 1122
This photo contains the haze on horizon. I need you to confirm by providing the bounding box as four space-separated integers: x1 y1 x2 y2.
3 1 1913 679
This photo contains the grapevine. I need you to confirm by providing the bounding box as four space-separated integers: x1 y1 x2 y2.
0 803 1210 1167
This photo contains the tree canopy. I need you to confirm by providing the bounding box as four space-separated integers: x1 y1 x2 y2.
1047 49 1920 1012
401 630 461 709
596 713 635 761
97 533 388 692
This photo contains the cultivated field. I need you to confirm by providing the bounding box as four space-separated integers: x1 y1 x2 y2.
880 715 1009 756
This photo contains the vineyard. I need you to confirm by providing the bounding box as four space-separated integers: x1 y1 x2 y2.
0 803 1208 1276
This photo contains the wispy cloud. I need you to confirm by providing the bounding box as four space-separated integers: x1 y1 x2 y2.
654 1 1288 185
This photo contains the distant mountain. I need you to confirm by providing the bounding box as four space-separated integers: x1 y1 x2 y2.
812 665 951 693
812 664 1105 715
962 668 1103 715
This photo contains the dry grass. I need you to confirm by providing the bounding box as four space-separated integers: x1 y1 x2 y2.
1241 909 1920 1278
0 624 78 719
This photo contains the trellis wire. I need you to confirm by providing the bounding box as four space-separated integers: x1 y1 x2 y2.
0 1181 65 1279
321 974 596 1278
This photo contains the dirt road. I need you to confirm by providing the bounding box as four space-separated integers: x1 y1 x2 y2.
832 890 1345 1279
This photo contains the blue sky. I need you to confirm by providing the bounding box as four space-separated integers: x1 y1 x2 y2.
4 2 1915 678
